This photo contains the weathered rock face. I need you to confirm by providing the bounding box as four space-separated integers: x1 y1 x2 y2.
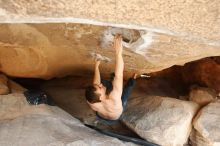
191 101 220 146
147 57 220 95
0 74 9 94
0 0 219 42
189 86 216 107
42 86 96 123
0 23 219 79
0 74 27 95
182 58 220 93
0 1 219 79
0 93 135 146
121 96 199 146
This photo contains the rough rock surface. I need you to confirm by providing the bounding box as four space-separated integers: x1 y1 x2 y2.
0 93 136 146
0 23 219 79
42 86 96 123
121 96 199 146
0 74 9 94
0 73 26 95
0 0 220 79
182 58 220 93
189 86 216 107
0 0 219 42
191 100 220 146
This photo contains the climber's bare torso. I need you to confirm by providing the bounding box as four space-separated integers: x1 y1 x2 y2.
88 81 123 120
88 35 124 120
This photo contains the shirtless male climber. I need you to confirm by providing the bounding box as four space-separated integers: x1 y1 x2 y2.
85 34 138 124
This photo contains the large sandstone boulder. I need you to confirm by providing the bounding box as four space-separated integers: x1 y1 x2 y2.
190 100 220 146
189 86 216 107
0 1 219 79
42 86 96 123
0 93 135 146
0 23 219 79
1 0 220 80
121 96 199 146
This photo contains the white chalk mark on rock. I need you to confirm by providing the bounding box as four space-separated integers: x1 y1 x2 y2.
101 28 154 57
90 52 111 62
123 31 154 55
100 27 138 49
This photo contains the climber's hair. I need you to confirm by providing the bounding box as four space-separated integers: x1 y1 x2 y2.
85 86 101 103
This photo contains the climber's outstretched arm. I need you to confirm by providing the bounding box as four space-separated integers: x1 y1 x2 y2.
112 35 124 95
93 60 101 85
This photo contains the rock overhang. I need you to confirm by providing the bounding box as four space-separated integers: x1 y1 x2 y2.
0 0 219 79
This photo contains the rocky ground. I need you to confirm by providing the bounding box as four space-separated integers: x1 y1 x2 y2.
0 57 220 146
